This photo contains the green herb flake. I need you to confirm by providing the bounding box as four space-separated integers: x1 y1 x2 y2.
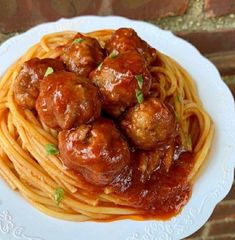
175 112 180 122
176 94 183 103
136 89 144 104
72 38 84 44
97 62 103 71
109 50 119 59
45 143 59 155
186 135 192 151
54 187 64 205
44 67 54 77
135 74 144 89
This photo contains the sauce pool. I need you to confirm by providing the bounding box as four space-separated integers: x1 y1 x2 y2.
107 151 194 220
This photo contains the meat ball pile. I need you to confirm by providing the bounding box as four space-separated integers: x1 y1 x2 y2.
13 28 177 186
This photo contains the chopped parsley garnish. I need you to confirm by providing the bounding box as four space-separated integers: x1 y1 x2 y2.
54 187 64 205
109 50 119 59
97 62 103 71
185 134 192 151
72 38 84 44
135 74 144 89
136 89 144 104
45 143 59 155
44 67 54 77
176 94 183 103
135 74 144 103
175 112 180 122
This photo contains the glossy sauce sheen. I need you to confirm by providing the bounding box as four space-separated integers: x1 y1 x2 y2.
108 151 193 219
71 149 193 220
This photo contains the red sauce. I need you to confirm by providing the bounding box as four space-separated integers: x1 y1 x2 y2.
107 151 193 220
74 149 194 221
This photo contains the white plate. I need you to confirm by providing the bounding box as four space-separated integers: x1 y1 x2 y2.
0 16 235 240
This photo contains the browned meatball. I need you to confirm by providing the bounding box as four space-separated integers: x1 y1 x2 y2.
138 139 175 182
58 118 130 186
90 50 152 117
36 71 101 130
61 33 105 77
13 58 65 109
106 28 158 65
120 97 177 150
138 148 163 182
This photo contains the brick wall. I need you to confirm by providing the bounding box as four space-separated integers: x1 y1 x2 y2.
0 0 235 33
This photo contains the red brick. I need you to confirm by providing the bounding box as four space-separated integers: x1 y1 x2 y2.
0 0 101 33
39 0 102 21
208 51 235 76
177 30 235 55
0 0 17 18
208 201 235 220
0 0 33 33
204 0 235 17
112 0 189 20
213 236 235 240
208 219 235 236
225 183 235 201
228 84 235 99
177 30 235 77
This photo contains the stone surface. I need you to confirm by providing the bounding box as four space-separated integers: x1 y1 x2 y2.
153 0 235 32
205 0 235 17
112 0 189 19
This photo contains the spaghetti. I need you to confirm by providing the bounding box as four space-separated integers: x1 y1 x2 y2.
0 29 214 221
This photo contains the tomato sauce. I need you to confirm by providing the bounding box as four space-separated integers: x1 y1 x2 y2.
108 151 194 220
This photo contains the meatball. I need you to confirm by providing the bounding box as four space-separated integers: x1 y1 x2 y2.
138 140 175 182
106 28 158 65
58 118 130 186
120 97 177 150
61 33 105 77
90 50 152 117
36 71 101 130
13 58 65 109
138 148 163 182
